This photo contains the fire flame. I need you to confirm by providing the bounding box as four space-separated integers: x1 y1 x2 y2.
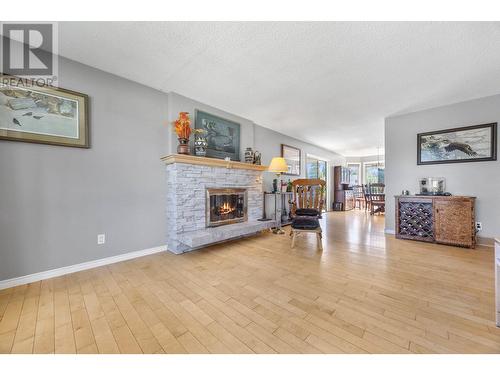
218 202 235 215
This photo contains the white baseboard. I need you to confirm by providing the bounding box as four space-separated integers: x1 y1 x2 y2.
384 229 396 235
0 245 167 291
477 236 494 247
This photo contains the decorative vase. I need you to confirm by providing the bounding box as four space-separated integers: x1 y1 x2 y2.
244 147 254 163
177 137 190 155
194 134 208 157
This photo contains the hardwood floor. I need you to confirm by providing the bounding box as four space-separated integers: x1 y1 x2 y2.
0 210 498 354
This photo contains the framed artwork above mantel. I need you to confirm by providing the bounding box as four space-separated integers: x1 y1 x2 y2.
194 109 240 161
281 144 301 175
417 123 497 165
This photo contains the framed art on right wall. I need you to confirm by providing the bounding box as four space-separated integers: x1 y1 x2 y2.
417 123 497 165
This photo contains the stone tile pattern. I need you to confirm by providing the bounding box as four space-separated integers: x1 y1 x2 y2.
166 162 269 253
177 220 275 250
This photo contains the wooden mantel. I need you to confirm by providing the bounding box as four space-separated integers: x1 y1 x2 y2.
161 154 268 171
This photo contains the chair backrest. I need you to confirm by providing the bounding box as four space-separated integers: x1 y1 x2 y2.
291 179 326 215
368 183 385 194
352 185 364 199
362 184 370 202
368 183 385 201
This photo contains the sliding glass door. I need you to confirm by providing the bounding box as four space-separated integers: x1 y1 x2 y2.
306 157 327 180
306 156 328 211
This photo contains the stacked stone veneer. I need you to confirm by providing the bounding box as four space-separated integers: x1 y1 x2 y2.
166 162 272 253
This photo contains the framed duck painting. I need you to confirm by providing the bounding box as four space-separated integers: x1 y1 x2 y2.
417 123 497 165
194 109 240 161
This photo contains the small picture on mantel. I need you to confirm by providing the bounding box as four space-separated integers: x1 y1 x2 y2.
194 109 240 161
417 123 497 165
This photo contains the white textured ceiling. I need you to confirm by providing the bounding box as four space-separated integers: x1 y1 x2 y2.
58 22 500 156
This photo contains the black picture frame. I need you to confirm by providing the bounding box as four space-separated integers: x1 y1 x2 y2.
417 123 497 165
194 109 240 161
281 144 301 176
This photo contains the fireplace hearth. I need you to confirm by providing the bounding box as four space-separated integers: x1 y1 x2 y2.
206 188 247 227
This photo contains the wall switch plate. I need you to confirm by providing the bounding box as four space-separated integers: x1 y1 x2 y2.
476 222 482 231
97 234 106 245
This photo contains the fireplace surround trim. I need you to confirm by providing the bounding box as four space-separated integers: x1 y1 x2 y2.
206 187 248 228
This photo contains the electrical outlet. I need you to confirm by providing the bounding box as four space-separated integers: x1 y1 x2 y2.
97 234 106 245
475 222 482 231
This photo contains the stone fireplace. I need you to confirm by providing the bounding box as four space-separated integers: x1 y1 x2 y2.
162 154 275 254
206 188 247 227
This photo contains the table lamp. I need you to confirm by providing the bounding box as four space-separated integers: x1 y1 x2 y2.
268 157 289 234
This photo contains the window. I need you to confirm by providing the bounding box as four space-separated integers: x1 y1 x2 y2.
306 157 327 180
363 162 385 184
347 163 361 185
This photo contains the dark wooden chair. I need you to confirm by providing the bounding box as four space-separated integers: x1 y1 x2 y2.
362 184 371 212
367 183 385 215
352 185 365 210
290 179 325 250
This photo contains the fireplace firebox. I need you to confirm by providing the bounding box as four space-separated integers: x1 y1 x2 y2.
206 188 247 227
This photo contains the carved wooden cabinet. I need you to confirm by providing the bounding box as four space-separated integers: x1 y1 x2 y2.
334 190 354 211
333 166 354 211
395 196 476 248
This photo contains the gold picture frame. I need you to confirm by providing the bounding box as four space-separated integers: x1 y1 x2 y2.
0 74 89 148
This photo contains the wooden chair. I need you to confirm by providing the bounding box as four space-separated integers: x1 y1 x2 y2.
368 183 385 215
362 184 371 212
290 179 325 250
352 185 365 210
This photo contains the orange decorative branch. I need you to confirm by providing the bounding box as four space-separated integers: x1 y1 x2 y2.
173 112 192 139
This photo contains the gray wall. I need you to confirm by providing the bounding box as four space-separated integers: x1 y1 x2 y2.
0 57 169 280
385 94 500 239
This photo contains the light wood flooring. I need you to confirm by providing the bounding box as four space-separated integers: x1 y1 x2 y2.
0 210 499 354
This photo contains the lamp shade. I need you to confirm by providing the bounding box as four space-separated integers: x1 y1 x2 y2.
268 157 288 173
